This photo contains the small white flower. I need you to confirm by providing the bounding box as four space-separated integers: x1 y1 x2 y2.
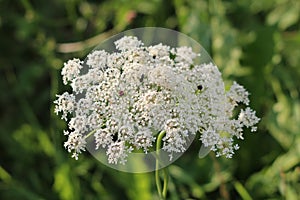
71 72 95 94
61 58 83 85
68 115 88 134
86 50 108 70
163 127 187 160
175 46 199 64
118 125 134 141
106 141 133 165
238 107 260 132
54 92 75 121
200 128 219 148
114 36 143 51
64 131 86 160
107 52 125 69
95 128 113 149
132 129 155 153
148 43 170 58
87 112 103 130
227 81 250 105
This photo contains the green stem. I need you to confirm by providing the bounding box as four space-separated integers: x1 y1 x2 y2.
162 168 168 198
155 131 168 200
155 161 162 198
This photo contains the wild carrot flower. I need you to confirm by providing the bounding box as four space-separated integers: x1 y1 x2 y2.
54 36 260 163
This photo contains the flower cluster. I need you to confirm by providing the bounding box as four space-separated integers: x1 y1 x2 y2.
54 36 260 163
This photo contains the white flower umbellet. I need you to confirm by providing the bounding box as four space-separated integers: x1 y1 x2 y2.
54 36 260 163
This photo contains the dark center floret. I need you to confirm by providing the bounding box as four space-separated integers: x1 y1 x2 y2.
197 85 203 90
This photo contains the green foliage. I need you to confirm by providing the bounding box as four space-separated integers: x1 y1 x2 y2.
1 0 299 199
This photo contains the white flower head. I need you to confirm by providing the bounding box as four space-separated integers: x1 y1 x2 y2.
54 35 260 163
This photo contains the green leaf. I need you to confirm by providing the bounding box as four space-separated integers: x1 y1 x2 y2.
54 163 79 200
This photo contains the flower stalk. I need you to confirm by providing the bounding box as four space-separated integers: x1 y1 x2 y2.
155 131 168 200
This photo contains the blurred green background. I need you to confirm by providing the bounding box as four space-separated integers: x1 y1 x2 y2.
1 0 299 199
